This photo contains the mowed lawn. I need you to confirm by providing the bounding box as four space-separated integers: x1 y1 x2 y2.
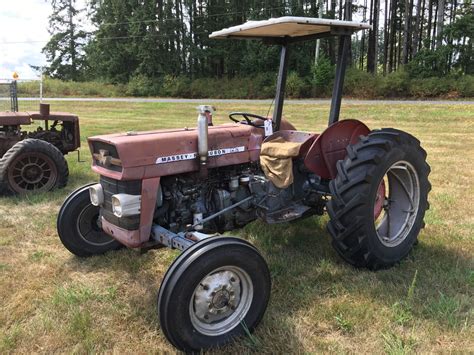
0 100 473 353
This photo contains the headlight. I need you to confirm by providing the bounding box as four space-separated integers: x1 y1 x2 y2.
111 193 141 218
89 184 104 206
111 196 122 217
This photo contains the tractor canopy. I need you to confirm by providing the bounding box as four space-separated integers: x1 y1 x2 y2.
210 16 371 41
210 16 371 129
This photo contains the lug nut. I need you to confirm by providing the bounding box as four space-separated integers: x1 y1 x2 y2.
230 277 236 282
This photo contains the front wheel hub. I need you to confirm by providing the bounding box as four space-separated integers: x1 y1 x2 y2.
190 266 253 336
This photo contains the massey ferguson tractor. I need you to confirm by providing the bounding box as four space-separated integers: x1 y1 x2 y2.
0 87 80 194
57 17 431 351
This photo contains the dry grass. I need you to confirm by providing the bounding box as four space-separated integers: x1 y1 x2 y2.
1 100 473 353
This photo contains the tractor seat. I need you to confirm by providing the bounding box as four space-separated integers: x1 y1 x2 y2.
0 112 32 125
260 134 308 189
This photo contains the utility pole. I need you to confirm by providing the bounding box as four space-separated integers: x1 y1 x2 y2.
314 0 323 67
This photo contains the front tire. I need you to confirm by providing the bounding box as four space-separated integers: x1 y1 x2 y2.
158 237 271 352
57 184 122 257
327 128 431 270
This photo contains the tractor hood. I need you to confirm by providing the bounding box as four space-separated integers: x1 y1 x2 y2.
88 123 265 180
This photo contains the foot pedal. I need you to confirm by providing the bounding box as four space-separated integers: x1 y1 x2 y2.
263 205 311 224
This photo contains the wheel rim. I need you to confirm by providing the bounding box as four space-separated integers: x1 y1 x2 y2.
76 204 116 247
189 265 254 336
374 160 420 247
8 152 57 193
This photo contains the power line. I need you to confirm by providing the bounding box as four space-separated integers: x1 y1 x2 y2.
97 4 291 28
0 4 310 45
0 30 213 45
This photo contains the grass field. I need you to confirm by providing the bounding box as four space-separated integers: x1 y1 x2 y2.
0 100 473 353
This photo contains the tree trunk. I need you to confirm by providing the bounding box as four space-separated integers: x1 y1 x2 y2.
412 0 422 57
426 0 433 50
418 0 426 52
68 0 76 80
389 0 398 72
383 0 390 74
360 0 368 70
367 0 379 73
432 1 438 50
436 0 445 48
402 0 410 64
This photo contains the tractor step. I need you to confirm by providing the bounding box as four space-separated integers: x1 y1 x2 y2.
263 204 311 224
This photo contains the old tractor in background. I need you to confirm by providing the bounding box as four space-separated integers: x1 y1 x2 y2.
0 81 80 194
57 16 431 352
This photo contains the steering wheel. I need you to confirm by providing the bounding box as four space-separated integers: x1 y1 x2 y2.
229 112 269 127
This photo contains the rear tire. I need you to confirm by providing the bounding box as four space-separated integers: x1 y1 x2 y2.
57 184 122 257
0 138 68 195
327 128 431 270
158 237 271 352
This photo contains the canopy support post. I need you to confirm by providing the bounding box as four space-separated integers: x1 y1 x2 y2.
273 44 289 131
328 35 350 126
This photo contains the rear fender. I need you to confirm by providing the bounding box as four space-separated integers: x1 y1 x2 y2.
303 119 370 179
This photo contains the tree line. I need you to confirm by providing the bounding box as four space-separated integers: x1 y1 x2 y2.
42 0 473 85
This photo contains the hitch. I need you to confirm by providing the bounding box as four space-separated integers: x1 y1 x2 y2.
149 225 217 252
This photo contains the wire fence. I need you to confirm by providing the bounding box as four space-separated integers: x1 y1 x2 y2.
0 79 43 112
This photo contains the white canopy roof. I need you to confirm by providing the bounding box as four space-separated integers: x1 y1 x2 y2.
210 16 371 40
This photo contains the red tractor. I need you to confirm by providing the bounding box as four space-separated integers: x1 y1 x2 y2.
57 17 430 351
0 98 80 194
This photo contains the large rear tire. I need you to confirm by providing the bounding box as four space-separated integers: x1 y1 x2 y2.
158 237 271 352
57 184 122 257
0 138 68 195
327 128 431 270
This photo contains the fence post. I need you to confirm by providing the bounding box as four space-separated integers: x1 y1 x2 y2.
40 67 43 103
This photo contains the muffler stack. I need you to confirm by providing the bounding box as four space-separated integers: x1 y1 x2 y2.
197 105 214 179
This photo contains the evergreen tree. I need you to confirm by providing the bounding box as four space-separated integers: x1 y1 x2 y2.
42 0 88 80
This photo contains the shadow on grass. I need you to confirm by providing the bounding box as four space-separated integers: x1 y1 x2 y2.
0 169 95 205
58 215 472 352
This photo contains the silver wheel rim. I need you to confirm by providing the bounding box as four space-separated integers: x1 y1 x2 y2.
189 265 253 337
375 160 420 247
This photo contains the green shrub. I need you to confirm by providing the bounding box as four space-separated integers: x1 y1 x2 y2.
376 70 411 97
344 69 378 98
17 78 126 97
311 55 334 96
250 73 276 98
160 75 191 97
457 75 474 97
126 74 161 97
409 77 456 97
14 72 474 99
286 72 308 98
407 46 453 78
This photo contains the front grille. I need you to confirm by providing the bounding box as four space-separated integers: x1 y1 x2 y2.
100 176 141 230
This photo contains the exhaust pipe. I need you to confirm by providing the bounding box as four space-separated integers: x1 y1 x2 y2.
197 105 214 178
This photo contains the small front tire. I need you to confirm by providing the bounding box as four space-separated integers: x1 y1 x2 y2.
158 237 271 352
57 184 122 257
